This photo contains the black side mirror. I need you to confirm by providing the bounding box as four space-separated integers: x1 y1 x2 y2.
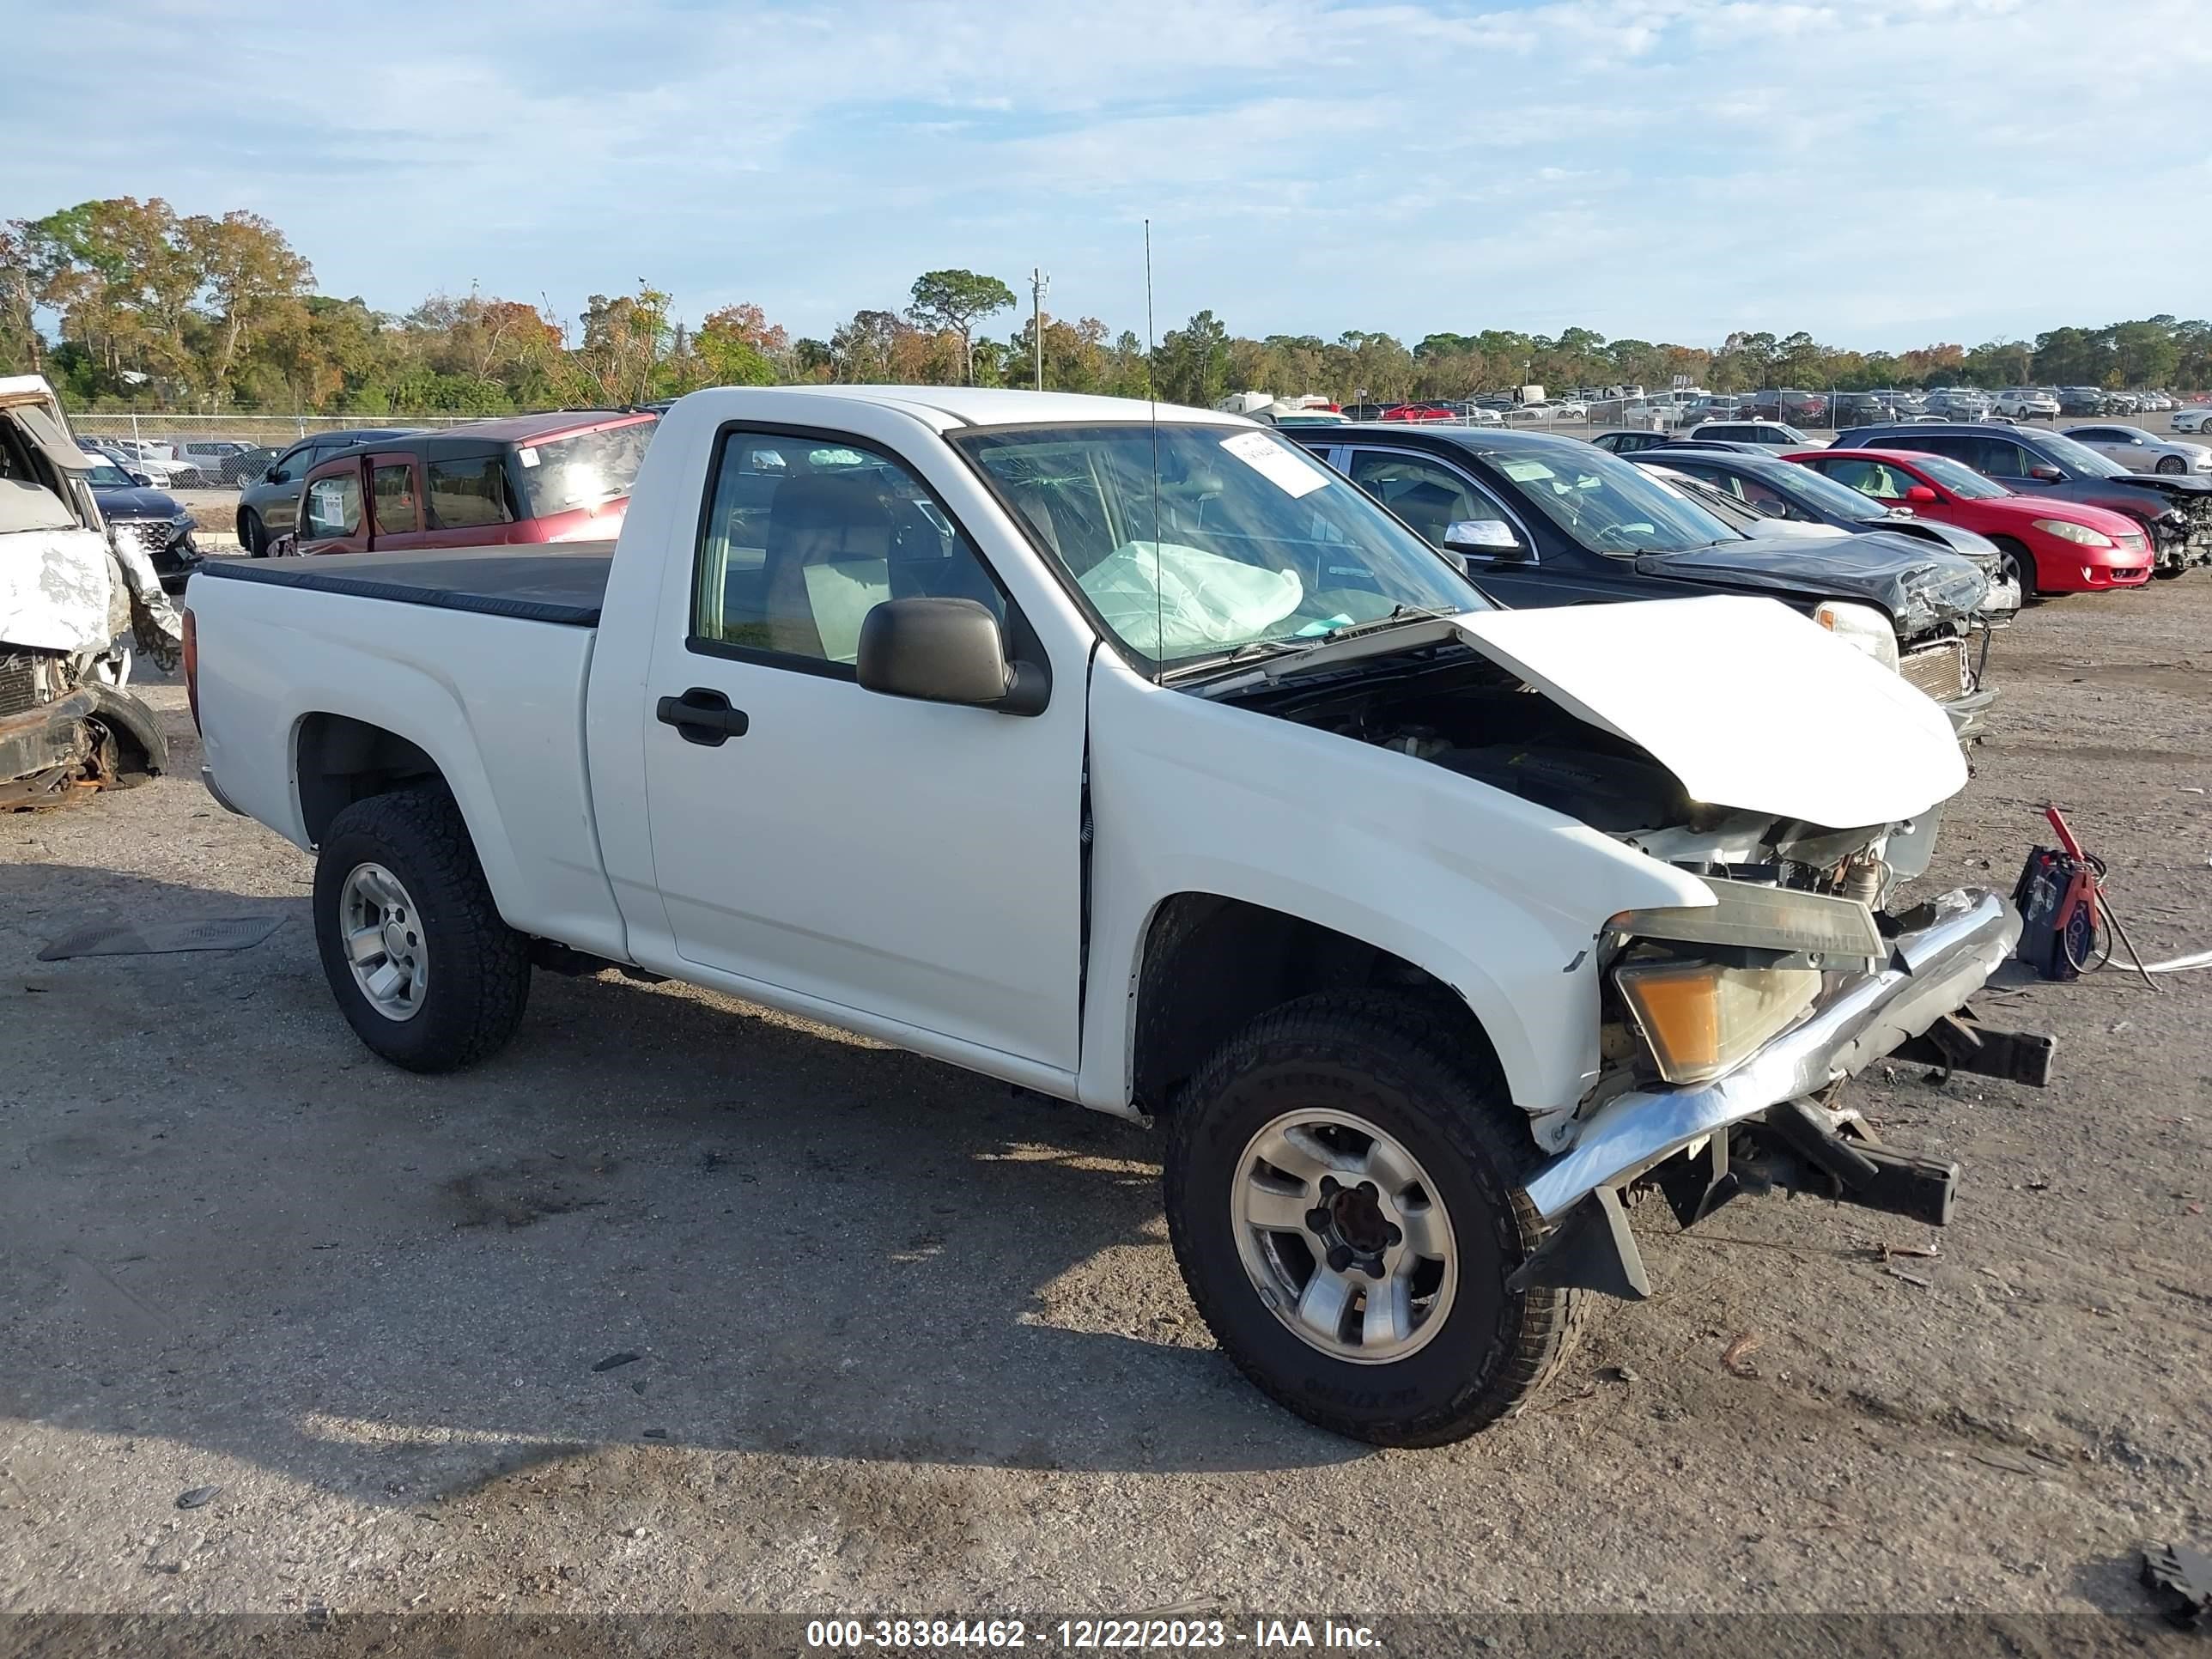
857 598 1048 715
263 465 281 483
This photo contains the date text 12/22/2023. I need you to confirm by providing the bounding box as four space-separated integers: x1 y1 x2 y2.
804 1618 1382 1650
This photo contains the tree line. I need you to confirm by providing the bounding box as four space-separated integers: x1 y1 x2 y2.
5 198 2209 416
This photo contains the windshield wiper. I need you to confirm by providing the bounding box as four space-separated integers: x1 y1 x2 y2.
1174 605 1459 692
1161 636 1309 684
1316 603 1455 643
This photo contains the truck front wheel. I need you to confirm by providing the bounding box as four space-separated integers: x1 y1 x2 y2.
313 786 530 1073
1164 992 1582 1446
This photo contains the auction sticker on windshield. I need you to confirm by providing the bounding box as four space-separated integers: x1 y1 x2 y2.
1219 429 1329 498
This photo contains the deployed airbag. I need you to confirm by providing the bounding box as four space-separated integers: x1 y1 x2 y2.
1078 540 1303 658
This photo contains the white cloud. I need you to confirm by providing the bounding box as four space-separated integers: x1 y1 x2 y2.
6 0 2209 349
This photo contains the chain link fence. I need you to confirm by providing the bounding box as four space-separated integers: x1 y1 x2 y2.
66 414 491 488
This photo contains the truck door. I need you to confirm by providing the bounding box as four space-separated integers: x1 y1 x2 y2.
636 428 1085 1075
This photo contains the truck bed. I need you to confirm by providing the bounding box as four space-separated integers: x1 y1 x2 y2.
191 544 613 627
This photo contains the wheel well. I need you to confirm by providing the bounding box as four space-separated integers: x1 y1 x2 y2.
296 713 444 844
1130 894 1496 1115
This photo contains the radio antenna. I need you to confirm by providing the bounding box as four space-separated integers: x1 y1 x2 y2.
1146 217 1162 683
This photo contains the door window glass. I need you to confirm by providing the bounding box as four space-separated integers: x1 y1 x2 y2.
271 446 312 483
1344 450 1504 546
1820 457 1905 499
372 462 420 533
427 457 513 529
693 431 1004 669
1968 438 2031 477
301 471 361 540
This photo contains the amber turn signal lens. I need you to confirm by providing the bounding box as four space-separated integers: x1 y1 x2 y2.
1615 961 1820 1085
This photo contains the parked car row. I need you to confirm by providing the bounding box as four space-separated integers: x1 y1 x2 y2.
1826 422 2212 580
1290 423 2007 734
72 436 279 489
1580 416 2212 593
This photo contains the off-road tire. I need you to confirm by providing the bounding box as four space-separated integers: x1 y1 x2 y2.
313 785 529 1073
1164 990 1584 1446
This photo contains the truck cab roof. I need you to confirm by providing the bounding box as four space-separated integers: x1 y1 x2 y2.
713 386 1249 433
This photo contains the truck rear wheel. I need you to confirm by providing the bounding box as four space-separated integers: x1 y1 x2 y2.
1164 992 1582 1446
313 785 529 1073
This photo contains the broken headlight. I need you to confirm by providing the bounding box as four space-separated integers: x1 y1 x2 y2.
1613 958 1820 1086
1811 599 1899 673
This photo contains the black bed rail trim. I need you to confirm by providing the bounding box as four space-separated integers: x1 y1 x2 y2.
192 556 604 628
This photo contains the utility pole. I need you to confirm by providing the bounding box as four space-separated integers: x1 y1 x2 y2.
1030 267 1049 392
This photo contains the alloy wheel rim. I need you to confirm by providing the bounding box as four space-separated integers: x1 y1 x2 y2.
1230 1108 1457 1364
338 861 428 1022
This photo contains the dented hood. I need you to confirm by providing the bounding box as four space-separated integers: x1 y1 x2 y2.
1448 595 1966 828
1635 532 1991 635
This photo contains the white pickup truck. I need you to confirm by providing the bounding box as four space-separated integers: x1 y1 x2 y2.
188 387 2051 1444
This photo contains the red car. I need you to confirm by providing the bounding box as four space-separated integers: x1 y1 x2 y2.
1785 447 2152 596
1377 403 1458 423
289 410 658 556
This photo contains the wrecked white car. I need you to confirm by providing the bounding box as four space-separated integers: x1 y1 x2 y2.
186 388 2051 1445
1 375 174 808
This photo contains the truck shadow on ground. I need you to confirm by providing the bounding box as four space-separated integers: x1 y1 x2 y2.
1 866 1366 1501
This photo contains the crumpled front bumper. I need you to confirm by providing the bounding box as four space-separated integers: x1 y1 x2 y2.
0 682 169 799
1525 887 2021 1220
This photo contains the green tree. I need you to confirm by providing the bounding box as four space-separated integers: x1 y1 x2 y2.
2113 319 2180 388
696 304 781 386
906 269 1016 385
0 221 49 374
1152 310 1231 406
568 283 675 404
182 210 313 407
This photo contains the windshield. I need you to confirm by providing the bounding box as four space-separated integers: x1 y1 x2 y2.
510 416 656 517
2033 430 2128 478
1649 471 1760 531
1903 453 2011 500
1473 442 1738 556
951 422 1485 669
83 462 136 489
1757 459 1895 520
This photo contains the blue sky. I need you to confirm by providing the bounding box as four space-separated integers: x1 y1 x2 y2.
9 0 2210 351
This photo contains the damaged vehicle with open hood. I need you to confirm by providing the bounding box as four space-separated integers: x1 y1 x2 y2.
1292 424 2008 738
1 376 174 810
185 388 2052 1446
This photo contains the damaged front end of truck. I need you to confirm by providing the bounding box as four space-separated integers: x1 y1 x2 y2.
1214 593 2053 1301
1 376 173 810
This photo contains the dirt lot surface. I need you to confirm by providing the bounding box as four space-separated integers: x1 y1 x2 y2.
3 569 2208 1629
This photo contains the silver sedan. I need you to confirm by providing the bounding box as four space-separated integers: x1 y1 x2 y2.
2060 423 2212 475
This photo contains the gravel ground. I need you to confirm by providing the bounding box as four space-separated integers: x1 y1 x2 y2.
2 573 2208 1628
